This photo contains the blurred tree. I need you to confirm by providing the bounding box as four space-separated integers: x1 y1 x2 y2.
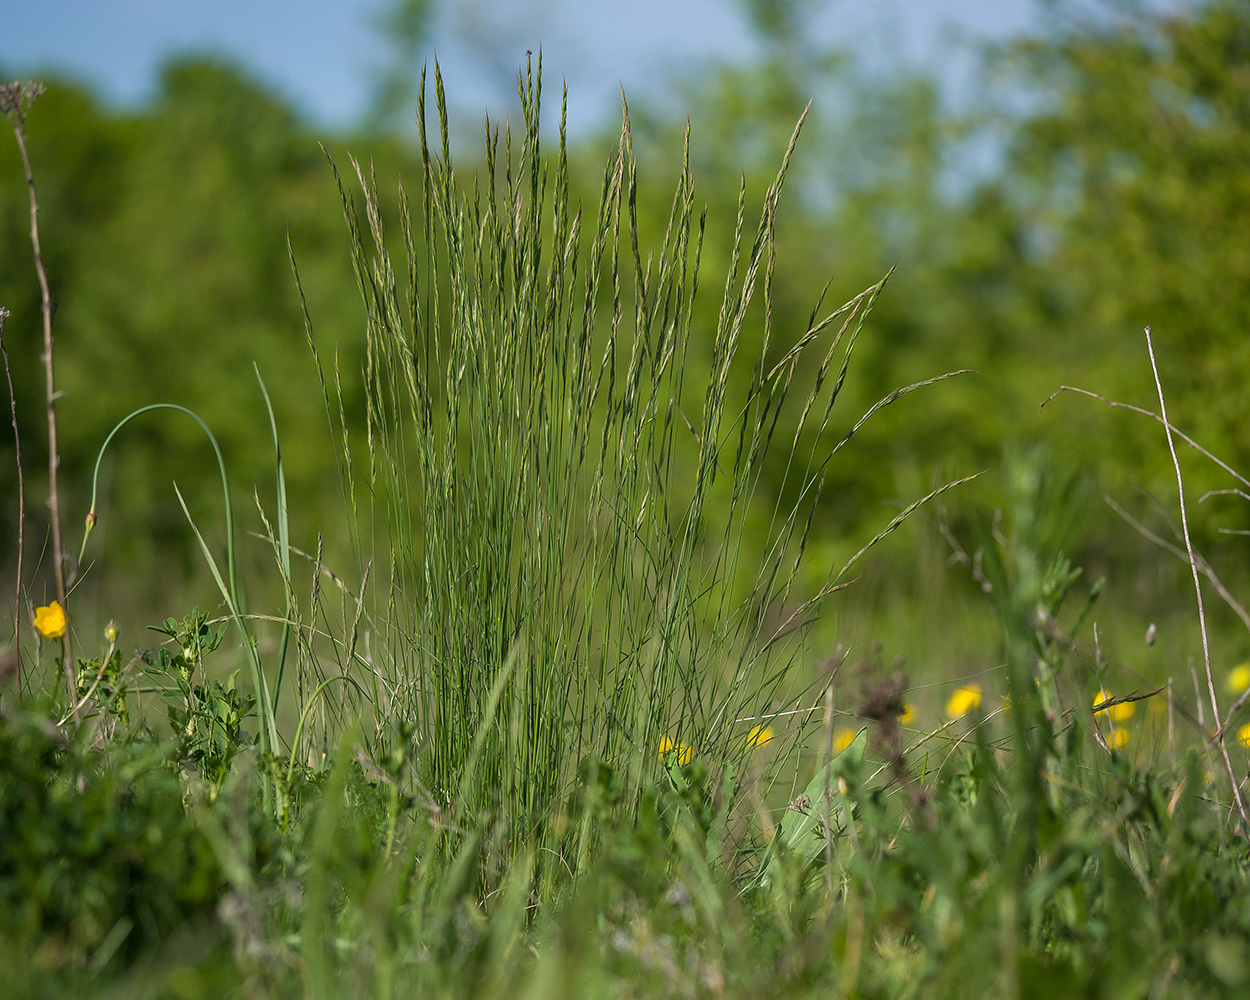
4 0 1248 642
0 59 412 613
0 79 132 588
997 0 1250 469
613 0 1250 613
368 0 437 129
740 0 816 43
59 61 339 569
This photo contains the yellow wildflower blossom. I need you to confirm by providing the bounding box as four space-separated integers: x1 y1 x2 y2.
898 703 915 726
657 737 693 766
945 684 982 719
1238 724 1250 748
1110 728 1130 750
833 728 856 754
1093 688 1135 723
747 724 774 748
1226 663 1250 696
33 601 66 639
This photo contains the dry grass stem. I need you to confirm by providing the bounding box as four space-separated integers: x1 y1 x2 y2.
1143 326 1248 829
3 81 75 716
1104 494 1250 636
1041 384 1250 491
0 305 21 695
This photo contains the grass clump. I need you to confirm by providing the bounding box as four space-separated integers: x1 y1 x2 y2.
298 53 970 868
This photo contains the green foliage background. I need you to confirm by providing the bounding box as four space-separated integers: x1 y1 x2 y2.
2 0 1249 667
7 4 1250 996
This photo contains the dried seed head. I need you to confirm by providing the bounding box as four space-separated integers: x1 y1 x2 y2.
0 81 46 123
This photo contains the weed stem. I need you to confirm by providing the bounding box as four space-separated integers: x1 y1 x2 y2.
1145 326 1248 830
2 83 75 718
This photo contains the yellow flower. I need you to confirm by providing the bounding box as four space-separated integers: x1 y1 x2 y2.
1238 723 1250 748
747 724 774 748
33 601 66 639
1110 728 1130 750
657 737 693 766
945 684 982 719
898 704 915 726
1093 688 1135 723
833 728 856 754
1226 663 1250 695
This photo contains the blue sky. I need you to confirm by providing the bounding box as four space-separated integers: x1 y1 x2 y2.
3 1 1188 135
1 0 1054 132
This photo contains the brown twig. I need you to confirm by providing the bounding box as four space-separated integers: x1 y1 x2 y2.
1091 687 1167 715
1105 485 1250 748
1103 494 1250 637
1215 688 1250 745
1036 607 1206 735
1041 383 1250 491
1144 326 1248 830
0 306 21 696
1200 488 1250 504
2 82 75 717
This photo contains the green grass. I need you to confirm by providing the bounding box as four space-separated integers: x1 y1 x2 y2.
291 56 973 866
5 60 1250 999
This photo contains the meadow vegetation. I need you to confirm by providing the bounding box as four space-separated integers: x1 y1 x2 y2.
4 1 1250 996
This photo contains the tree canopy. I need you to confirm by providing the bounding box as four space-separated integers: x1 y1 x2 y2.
2 0 1247 623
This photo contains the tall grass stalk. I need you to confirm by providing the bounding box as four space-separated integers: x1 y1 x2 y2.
303 55 968 861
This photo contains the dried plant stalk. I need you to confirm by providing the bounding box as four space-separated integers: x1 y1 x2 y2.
1144 326 1248 830
0 305 21 695
2 81 75 716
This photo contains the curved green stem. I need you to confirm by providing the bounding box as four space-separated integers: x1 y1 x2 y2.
254 366 293 716
285 673 366 785
80 404 236 598
80 403 279 807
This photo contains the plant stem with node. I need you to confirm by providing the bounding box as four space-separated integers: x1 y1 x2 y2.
1145 325 1248 830
1 81 75 719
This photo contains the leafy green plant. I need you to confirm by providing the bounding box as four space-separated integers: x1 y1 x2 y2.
0 718 235 992
77 369 293 815
143 608 254 792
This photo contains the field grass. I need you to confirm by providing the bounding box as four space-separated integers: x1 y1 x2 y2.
5 64 1250 998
